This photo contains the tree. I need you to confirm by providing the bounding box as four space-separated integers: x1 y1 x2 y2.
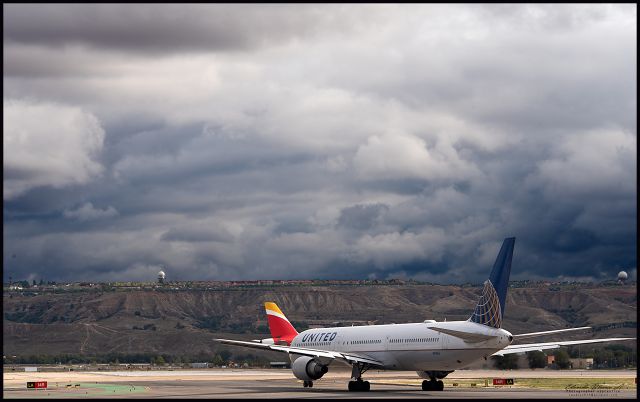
554 348 571 369
527 351 547 369
154 355 165 366
492 354 519 369
212 354 224 366
568 345 580 358
32 279 36 287
218 350 232 362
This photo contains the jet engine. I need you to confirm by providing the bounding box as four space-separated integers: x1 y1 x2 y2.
291 356 329 381
416 370 453 380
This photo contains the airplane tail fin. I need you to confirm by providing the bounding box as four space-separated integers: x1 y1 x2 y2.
468 237 515 329
265 302 298 345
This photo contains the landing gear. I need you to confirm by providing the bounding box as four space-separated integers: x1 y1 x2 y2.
348 362 372 392
348 379 370 391
421 379 444 391
303 381 314 388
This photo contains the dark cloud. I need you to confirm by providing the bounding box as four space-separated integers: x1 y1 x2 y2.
3 4 636 284
3 4 363 54
161 226 234 243
338 203 389 231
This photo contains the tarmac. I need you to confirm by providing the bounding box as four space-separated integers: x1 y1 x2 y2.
3 369 637 399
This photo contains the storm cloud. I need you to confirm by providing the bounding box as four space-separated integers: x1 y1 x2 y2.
3 4 636 283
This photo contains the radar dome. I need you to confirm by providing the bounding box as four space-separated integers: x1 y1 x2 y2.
617 271 628 280
158 270 166 278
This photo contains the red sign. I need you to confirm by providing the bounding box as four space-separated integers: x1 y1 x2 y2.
493 378 514 386
27 381 47 389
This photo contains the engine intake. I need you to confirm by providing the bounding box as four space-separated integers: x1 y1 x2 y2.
292 356 329 381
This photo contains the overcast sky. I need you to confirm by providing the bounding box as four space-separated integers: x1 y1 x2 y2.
3 4 637 283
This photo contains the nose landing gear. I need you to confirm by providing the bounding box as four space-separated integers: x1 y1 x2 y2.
303 381 313 388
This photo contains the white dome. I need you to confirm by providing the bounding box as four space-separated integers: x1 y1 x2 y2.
617 271 628 280
158 271 166 278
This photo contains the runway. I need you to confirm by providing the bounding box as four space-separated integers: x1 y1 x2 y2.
3 369 636 399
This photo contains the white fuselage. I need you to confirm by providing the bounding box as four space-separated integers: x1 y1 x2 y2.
289 320 512 371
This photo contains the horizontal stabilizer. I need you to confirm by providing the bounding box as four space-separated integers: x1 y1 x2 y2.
251 337 276 345
427 326 497 343
513 326 591 340
215 338 273 351
492 337 636 356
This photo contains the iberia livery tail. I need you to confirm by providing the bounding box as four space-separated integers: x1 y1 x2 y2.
265 302 298 345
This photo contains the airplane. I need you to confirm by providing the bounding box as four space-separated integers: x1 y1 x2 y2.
215 237 636 392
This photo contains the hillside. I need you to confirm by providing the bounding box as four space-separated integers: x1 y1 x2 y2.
3 284 636 359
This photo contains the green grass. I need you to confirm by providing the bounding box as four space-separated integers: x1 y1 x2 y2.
375 377 637 390
511 377 636 390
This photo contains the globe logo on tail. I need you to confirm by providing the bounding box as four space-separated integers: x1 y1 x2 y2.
469 280 502 328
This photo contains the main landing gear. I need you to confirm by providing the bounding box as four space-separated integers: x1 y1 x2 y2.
348 379 370 391
348 362 371 392
303 381 314 388
422 379 444 391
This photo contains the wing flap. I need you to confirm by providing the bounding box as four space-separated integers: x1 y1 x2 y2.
340 353 385 366
492 337 636 356
270 345 339 359
512 327 591 340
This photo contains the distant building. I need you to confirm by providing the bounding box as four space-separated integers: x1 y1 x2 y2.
547 355 555 365
158 270 166 284
191 362 208 369
570 358 593 369
270 361 290 369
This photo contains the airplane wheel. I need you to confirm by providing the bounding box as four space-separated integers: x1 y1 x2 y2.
308 381 313 388
437 380 444 391
303 381 308 388
348 380 369 391
422 380 435 391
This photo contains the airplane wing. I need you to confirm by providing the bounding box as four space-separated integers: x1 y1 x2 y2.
214 338 384 367
492 337 636 356
512 327 591 340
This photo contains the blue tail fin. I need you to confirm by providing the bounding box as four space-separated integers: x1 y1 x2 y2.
468 237 515 328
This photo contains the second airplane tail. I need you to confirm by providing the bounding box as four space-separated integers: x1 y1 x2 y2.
468 237 515 329
265 302 298 345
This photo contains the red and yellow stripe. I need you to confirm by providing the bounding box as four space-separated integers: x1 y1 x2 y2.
265 302 298 345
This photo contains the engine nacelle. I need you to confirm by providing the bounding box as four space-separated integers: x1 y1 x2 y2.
416 370 453 380
291 356 329 381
